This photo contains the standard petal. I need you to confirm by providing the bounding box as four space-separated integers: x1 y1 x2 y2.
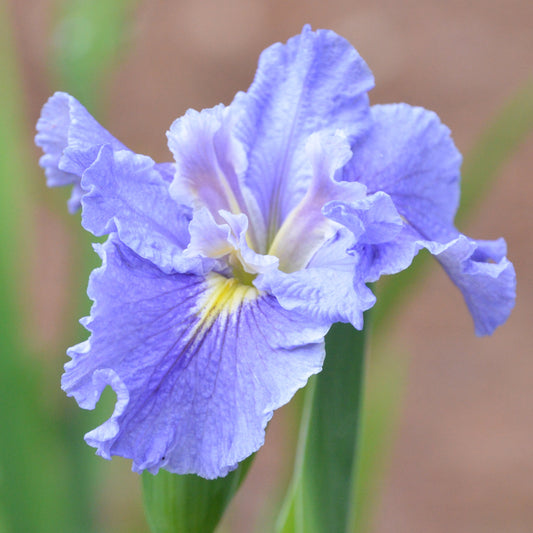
268 131 365 272
168 106 239 213
231 25 374 247
35 92 126 212
167 105 266 252
344 103 462 242
81 145 201 274
63 238 327 479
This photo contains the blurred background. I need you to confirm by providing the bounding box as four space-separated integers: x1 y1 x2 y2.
2 0 532 532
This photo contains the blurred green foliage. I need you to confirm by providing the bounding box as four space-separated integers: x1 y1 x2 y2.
0 2 90 530
51 0 138 110
0 0 138 531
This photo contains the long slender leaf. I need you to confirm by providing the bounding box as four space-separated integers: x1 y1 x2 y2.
276 323 368 533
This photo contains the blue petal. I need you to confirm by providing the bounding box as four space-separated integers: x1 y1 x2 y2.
168 105 244 213
344 103 462 242
325 191 404 246
326 191 516 335
434 236 516 336
81 145 201 274
167 105 265 252
325 191 419 282
185 208 279 277
268 130 365 272
257 229 375 329
336 103 516 334
63 237 327 479
231 25 374 248
153 162 176 184
35 92 126 212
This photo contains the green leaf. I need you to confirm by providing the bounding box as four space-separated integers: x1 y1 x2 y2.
276 322 368 533
142 456 253 533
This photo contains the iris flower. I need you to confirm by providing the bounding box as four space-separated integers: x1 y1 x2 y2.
35 26 515 479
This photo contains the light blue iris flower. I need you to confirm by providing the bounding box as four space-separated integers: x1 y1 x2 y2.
35 26 515 479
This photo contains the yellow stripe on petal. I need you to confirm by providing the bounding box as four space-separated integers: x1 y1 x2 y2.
193 273 260 334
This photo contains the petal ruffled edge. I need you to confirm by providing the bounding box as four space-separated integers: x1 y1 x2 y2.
325 191 516 335
35 92 126 212
344 103 462 243
230 25 375 247
435 236 516 336
80 145 203 275
63 236 328 478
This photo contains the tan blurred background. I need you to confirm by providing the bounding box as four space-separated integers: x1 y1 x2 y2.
8 0 533 531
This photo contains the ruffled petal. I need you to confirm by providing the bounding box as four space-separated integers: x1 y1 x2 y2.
153 162 176 184
325 191 417 282
268 130 365 272
231 25 374 247
434 236 516 336
257 229 375 329
325 191 515 334
63 237 327 479
168 105 241 213
344 103 462 242
185 208 279 278
35 92 126 212
167 105 265 252
81 145 201 274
